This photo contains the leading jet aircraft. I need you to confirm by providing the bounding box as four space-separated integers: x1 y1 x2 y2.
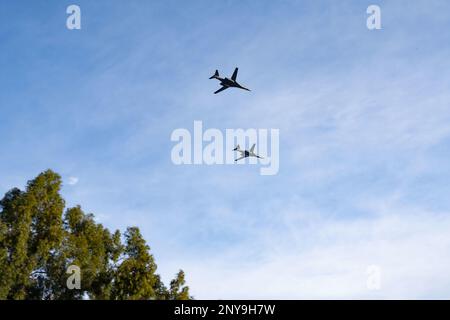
209 68 251 94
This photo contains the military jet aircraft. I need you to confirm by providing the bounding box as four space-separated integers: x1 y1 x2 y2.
233 144 263 162
209 68 251 94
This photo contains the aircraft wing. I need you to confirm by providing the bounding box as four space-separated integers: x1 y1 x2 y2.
250 144 256 153
231 68 238 81
214 86 228 94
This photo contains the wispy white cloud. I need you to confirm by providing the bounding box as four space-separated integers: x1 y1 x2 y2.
67 176 79 186
171 197 450 299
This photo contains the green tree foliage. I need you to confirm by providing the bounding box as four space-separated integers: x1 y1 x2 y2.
0 170 191 300
168 270 191 300
111 227 159 300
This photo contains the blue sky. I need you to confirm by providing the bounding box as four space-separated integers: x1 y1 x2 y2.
2 0 450 298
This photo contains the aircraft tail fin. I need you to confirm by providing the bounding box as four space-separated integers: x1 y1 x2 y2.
209 70 220 79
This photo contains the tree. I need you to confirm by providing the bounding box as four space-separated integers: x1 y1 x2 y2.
25 170 65 299
0 208 9 299
49 206 123 299
111 227 159 300
0 187 36 299
168 270 191 300
0 170 191 300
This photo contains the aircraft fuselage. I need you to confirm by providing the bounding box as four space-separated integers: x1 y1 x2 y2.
220 77 237 87
220 78 249 90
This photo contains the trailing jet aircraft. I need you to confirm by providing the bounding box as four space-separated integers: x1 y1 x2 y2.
233 144 263 162
209 68 251 94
